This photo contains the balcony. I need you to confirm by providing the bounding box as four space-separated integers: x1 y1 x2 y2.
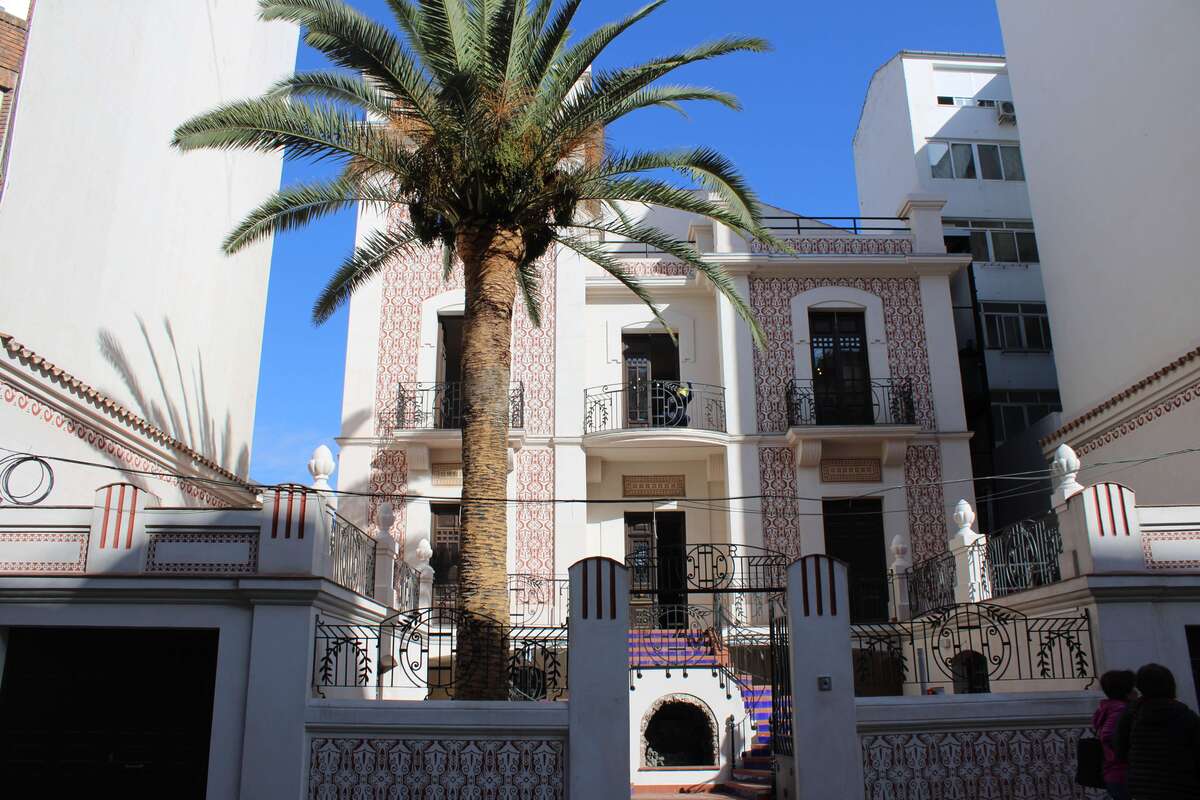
583 380 726 435
785 378 915 427
396 381 524 430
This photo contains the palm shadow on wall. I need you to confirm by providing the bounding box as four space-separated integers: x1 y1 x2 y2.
98 316 250 478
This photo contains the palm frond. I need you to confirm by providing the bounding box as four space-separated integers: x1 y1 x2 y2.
312 224 421 323
571 221 766 347
222 176 398 254
260 0 441 125
265 71 395 117
554 234 670 333
172 98 408 172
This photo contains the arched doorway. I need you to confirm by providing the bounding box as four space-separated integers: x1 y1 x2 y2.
641 694 718 767
952 650 990 694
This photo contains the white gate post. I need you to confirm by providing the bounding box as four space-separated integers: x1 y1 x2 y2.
568 557 631 800
786 554 864 799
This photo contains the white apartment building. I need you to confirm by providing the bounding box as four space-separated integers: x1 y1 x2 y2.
0 0 297 505
854 51 1060 527
996 0 1200 504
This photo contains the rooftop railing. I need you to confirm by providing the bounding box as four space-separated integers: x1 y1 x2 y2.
982 512 1062 598
759 215 910 235
328 511 376 598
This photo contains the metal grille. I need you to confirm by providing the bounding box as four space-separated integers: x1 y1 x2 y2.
395 381 524 429
984 513 1062 598
584 381 727 434
907 550 957 615
785 377 916 426
328 512 376 597
626 543 790 596
768 600 793 756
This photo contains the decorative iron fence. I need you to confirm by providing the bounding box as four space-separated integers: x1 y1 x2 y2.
768 599 793 756
907 550 957 615
428 575 570 626
313 609 568 700
395 381 524 430
983 513 1062 598
583 381 726 434
849 603 1094 697
626 543 790 597
328 512 377 597
394 559 420 613
785 378 915 426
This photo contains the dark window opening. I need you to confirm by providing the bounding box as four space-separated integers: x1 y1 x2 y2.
822 498 888 623
644 702 715 767
809 310 871 425
952 650 991 694
434 315 465 429
430 504 462 597
626 511 687 620
622 333 682 427
0 627 218 799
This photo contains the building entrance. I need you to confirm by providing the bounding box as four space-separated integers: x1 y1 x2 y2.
0 626 219 798
626 511 687 622
822 498 889 622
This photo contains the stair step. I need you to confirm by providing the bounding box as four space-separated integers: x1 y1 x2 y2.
732 768 771 783
717 780 772 800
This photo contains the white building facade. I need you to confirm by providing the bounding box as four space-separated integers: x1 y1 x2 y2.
0 0 297 504
854 51 1061 527
995 0 1200 504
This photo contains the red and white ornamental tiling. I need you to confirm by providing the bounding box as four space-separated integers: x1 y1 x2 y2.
748 277 947 562
904 445 947 563
759 446 802 559
747 276 937 434
749 236 914 256
1075 377 1200 457
619 258 694 278
368 220 557 572
308 737 565 799
861 727 1105 800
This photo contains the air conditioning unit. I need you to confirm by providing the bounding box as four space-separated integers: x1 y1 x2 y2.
997 101 1017 125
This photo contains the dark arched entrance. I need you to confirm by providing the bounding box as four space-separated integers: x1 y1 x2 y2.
952 650 991 694
643 701 716 767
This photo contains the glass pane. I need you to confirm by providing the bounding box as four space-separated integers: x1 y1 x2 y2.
1002 316 1023 349
1023 316 1047 350
937 95 954 106
1000 145 1025 180
1003 406 1027 438
929 142 953 178
970 231 990 262
1016 232 1040 262
944 234 972 254
984 315 1002 349
991 231 1018 262
978 144 1003 179
992 406 1006 443
952 143 976 179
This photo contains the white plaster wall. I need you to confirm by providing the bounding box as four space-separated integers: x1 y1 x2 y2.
627 671 746 787
996 0 1200 419
585 459 723 563
853 57 920 219
796 462 909 558
0 1 298 479
584 294 721 390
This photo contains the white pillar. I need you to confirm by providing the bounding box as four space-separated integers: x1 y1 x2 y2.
947 499 989 603
568 557 631 800
786 555 864 798
374 502 399 608
888 535 912 621
414 537 434 608
898 194 949 255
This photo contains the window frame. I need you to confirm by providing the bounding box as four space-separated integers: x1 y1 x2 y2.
981 302 1052 353
929 140 1025 182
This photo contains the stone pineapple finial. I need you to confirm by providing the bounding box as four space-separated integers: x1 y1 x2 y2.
308 445 335 492
1050 443 1083 504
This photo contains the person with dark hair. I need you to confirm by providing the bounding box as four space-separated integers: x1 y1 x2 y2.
1094 670 1137 799
1115 663 1200 799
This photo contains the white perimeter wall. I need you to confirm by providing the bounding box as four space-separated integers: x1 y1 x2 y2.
996 0 1200 418
0 0 298 478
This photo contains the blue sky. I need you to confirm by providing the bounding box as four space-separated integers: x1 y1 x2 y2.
250 0 1004 486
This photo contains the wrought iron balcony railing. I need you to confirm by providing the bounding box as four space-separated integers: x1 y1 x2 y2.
785 377 915 427
395 381 524 430
584 380 726 434
981 512 1062 598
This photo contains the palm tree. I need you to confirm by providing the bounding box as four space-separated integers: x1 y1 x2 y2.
173 0 775 699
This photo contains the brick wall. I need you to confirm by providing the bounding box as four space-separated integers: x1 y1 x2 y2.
0 7 30 186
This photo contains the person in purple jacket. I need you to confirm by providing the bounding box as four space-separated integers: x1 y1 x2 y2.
1094 669 1137 800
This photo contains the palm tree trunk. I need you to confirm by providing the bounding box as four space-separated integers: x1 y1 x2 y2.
453 223 524 700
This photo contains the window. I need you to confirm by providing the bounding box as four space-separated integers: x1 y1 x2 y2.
430 504 461 590
943 219 1040 264
990 390 1062 444
929 141 1024 181
982 302 1052 352
935 96 1001 108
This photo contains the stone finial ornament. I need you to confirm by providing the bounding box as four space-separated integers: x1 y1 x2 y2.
953 498 976 534
308 445 335 491
415 537 434 571
377 501 395 543
889 534 911 571
1050 443 1084 504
